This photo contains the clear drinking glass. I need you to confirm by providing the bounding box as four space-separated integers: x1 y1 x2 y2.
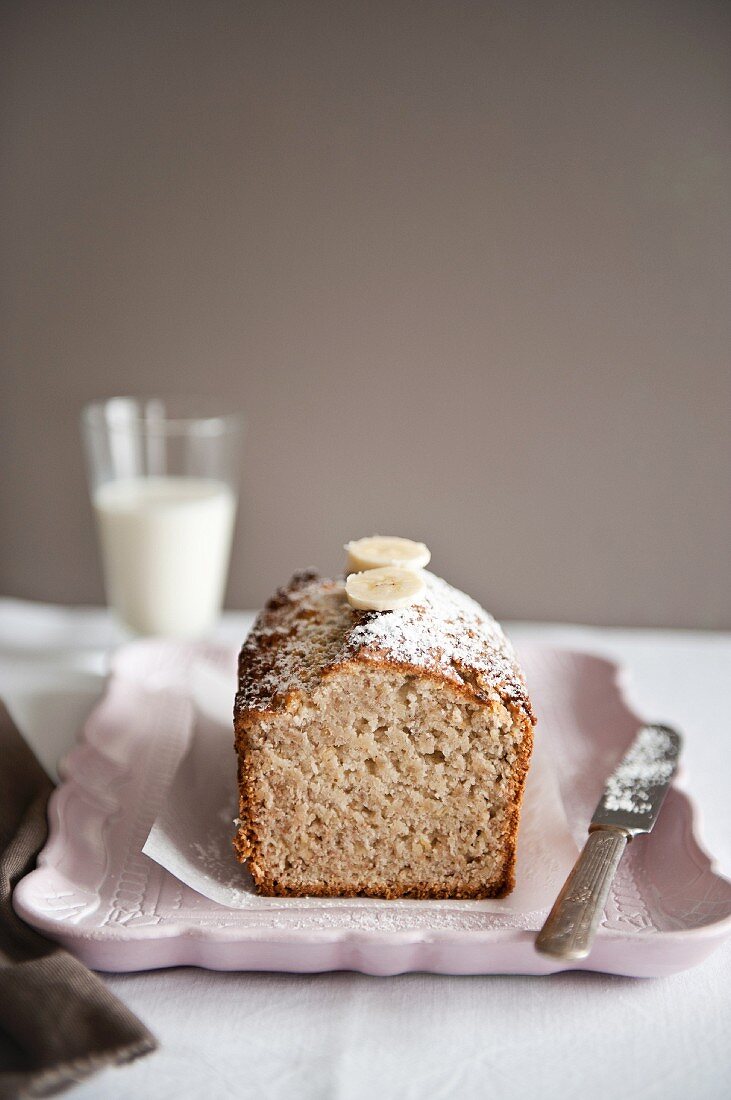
81 397 243 638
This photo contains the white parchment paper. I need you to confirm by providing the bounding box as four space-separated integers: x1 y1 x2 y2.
143 657 579 913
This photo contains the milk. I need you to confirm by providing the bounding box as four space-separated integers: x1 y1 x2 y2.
93 477 237 637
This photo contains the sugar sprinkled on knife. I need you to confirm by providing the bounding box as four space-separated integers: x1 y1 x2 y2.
602 726 677 815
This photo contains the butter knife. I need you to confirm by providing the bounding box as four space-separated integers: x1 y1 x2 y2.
535 723 682 961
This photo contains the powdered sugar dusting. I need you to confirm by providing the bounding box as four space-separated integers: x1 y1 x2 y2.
341 572 529 708
236 570 533 720
602 726 678 816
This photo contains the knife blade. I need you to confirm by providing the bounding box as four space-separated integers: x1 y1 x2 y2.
535 724 682 961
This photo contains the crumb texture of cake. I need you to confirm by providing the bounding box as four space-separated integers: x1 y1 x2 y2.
234 570 536 899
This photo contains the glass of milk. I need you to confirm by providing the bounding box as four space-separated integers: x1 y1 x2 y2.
82 397 242 638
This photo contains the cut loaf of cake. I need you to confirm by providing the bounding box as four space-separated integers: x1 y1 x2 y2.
234 569 535 899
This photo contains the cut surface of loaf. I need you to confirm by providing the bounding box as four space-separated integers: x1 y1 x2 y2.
234 570 536 899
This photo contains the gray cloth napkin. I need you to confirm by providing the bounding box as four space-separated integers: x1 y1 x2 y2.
0 701 157 1098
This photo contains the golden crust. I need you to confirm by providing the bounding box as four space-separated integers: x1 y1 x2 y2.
235 569 535 725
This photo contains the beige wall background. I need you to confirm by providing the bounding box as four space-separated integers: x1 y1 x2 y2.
1 0 729 627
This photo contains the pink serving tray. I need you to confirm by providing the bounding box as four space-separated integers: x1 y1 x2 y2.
13 641 731 977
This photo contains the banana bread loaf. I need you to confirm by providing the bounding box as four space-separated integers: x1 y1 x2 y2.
233 569 535 899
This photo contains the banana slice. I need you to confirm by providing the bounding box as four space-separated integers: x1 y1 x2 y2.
345 566 426 611
345 536 431 573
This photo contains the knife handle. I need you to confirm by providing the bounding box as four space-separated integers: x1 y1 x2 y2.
535 827 629 961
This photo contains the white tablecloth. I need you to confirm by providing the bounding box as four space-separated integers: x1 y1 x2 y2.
1 600 729 1100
